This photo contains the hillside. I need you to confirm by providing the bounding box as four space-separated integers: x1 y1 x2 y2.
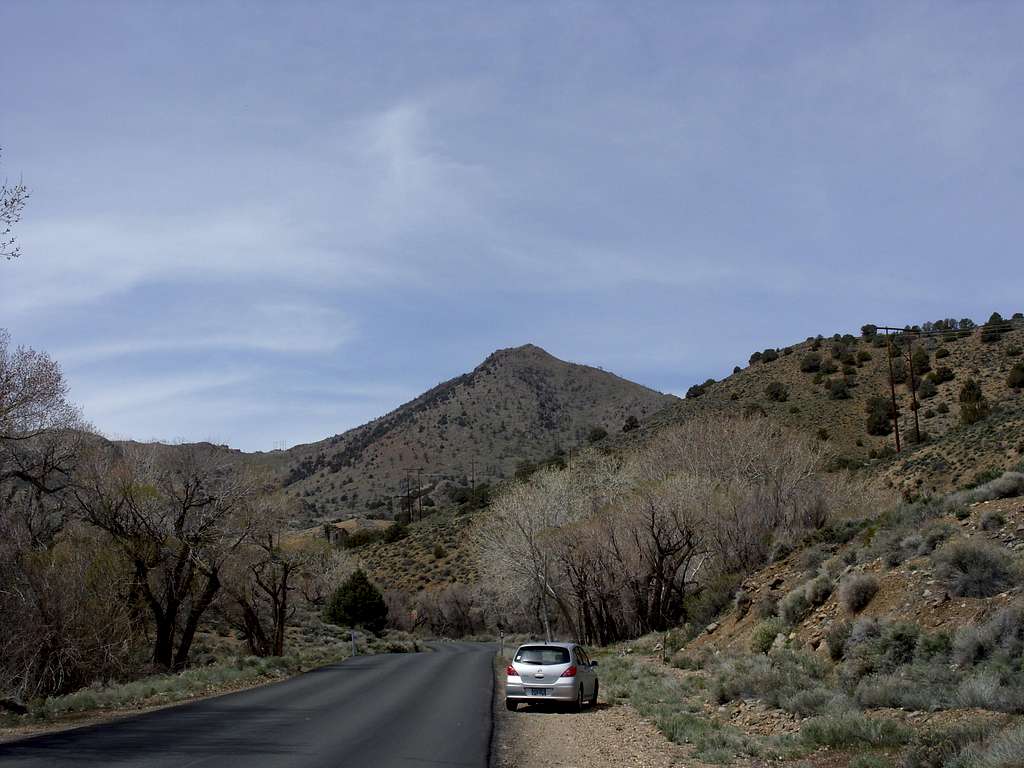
620 316 1024 498
268 344 677 525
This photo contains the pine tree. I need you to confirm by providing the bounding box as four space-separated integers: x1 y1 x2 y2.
325 569 388 632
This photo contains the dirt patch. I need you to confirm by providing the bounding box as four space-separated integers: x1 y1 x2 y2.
492 660 697 768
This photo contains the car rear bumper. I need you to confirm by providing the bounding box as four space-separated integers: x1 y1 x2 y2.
505 679 579 702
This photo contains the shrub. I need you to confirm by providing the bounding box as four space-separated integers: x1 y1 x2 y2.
866 397 894 436
960 379 991 425
827 620 852 661
980 510 1006 531
779 587 811 626
937 402 950 414
935 347 951 359
902 720 1000 768
383 522 409 543
798 354 823 376
817 427 830 441
890 358 908 384
915 631 952 663
840 573 880 613
858 350 873 364
753 594 778 619
830 379 851 400
919 377 937 399
686 379 715 398
912 347 932 375
949 723 1024 768
931 366 955 384
805 574 834 607
751 617 786 654
952 604 1024 666
1008 364 1024 390
325 569 388 632
762 348 779 363
432 543 447 559
765 381 789 402
933 539 1018 598
1007 345 1023 358
801 712 911 749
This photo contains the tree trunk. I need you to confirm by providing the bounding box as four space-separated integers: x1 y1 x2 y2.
173 570 220 671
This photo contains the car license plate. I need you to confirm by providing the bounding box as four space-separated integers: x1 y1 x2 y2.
527 688 548 696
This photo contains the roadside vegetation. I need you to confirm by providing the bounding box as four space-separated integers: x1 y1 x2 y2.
0 330 410 722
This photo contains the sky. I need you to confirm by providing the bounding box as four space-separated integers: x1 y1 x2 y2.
1 2 1022 451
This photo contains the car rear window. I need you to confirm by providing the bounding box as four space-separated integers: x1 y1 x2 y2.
515 646 570 665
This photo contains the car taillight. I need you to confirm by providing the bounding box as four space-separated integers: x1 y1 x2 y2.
561 665 577 678
506 665 516 676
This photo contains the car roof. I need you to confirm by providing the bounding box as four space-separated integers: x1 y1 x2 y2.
515 641 578 650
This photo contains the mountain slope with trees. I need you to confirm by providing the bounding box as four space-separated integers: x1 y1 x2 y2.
268 344 677 525
620 314 1024 498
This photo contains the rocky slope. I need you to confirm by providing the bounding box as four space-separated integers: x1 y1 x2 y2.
271 344 676 524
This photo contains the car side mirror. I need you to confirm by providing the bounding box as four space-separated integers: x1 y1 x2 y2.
590 660 598 667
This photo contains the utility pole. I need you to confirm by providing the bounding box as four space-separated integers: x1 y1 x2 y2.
470 458 475 492
403 469 412 524
905 333 922 444
885 328 902 453
416 467 422 521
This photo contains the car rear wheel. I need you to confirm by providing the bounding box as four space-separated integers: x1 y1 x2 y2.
590 680 599 707
572 686 584 712
505 699 518 711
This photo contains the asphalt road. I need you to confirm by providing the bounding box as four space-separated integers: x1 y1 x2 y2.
0 642 495 768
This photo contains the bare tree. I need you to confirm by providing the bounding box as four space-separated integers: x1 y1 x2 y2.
219 495 318 657
477 468 578 640
0 332 133 704
1 150 29 261
73 443 257 671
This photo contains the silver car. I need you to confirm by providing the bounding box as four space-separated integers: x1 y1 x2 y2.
505 642 599 711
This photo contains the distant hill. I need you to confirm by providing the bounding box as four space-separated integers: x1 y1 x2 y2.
619 315 1024 498
268 344 677 525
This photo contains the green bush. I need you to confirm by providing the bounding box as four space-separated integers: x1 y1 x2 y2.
866 396 895 436
912 347 932 375
919 377 937 399
325 569 388 631
751 617 787 654
840 573 880 613
935 347 951 359
960 379 991 425
1008 364 1024 390
948 723 1024 768
800 712 911 749
902 720 999 768
765 381 789 402
827 620 852 661
934 539 1018 598
779 586 811 625
830 379 851 400
798 354 823 374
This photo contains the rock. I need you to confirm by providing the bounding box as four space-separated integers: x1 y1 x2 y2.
705 623 719 635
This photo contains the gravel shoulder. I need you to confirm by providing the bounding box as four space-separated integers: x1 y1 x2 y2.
491 660 694 768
